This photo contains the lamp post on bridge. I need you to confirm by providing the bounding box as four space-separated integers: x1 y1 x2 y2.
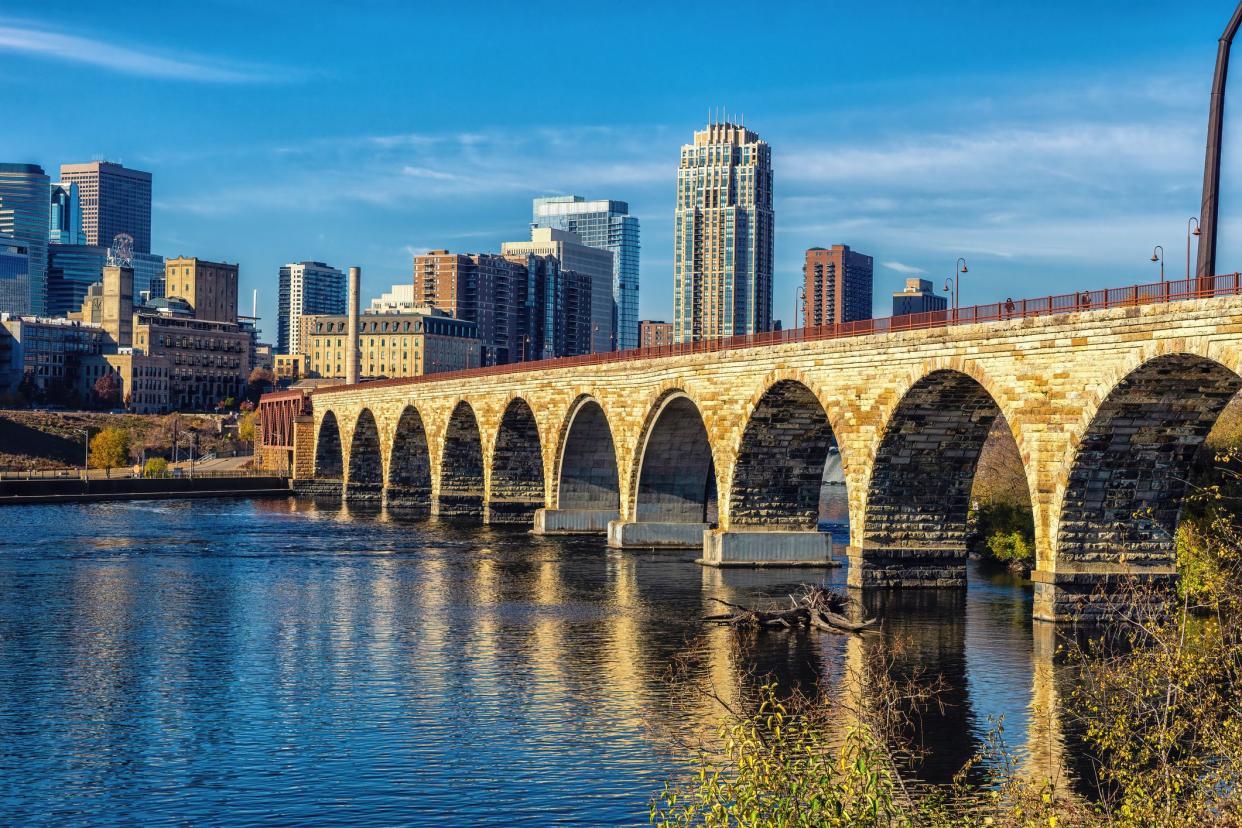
794 285 805 331
1187 217 1202 280
1151 245 1165 283
947 258 968 317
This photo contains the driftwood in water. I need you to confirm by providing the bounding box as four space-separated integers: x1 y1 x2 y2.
701 585 877 633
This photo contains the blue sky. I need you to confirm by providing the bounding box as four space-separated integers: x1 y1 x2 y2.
2 1 1240 339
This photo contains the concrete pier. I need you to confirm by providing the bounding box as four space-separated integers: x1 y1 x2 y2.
700 529 835 567
533 508 617 534
607 520 707 548
847 546 967 588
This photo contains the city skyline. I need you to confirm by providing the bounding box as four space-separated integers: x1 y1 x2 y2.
2 3 1241 339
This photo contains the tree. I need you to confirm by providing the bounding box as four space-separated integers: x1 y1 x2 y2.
89 427 130 478
93 372 120 409
246 366 277 404
143 457 169 478
238 410 257 444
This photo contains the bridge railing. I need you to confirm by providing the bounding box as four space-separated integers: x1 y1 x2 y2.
282 272 1242 396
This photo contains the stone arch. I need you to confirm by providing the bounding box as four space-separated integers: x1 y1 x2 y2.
729 379 840 530
387 404 432 513
346 408 383 503
1055 354 1242 571
314 410 343 482
488 397 545 524
555 395 620 511
631 391 718 524
857 369 1021 587
438 400 485 519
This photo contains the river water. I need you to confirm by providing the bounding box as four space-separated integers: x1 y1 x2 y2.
0 497 1074 826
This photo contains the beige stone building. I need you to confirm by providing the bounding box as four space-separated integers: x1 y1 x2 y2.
133 297 251 410
275 353 307 381
164 256 239 323
304 307 479 380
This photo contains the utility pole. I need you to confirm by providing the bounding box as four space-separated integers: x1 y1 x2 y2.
1197 1 1242 279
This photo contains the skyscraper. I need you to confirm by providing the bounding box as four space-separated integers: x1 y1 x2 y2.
532 195 640 350
49 182 82 245
0 163 51 315
278 261 346 354
0 235 30 318
501 227 614 353
46 244 163 317
413 250 525 366
58 161 153 254
673 121 773 342
803 245 873 328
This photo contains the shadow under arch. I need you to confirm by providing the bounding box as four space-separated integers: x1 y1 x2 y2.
555 395 620 511
631 391 718 524
345 408 383 505
438 400 485 520
1055 353 1241 587
308 410 343 500
856 368 1027 588
387 404 432 515
730 379 841 530
489 397 545 524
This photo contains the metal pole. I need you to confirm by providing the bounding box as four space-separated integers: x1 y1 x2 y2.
1198 1 1242 279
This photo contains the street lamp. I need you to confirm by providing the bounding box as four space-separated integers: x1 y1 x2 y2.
953 258 968 311
1151 245 1165 283
1187 218 1201 280
942 277 955 313
795 285 806 330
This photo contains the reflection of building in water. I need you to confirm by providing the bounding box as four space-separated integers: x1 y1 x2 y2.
818 445 849 530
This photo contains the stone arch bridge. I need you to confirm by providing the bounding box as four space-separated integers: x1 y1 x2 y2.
260 283 1242 622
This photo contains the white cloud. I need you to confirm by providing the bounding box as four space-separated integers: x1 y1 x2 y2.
883 261 925 274
0 21 280 82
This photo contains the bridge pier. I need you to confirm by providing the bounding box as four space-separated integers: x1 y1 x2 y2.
846 545 967 588
607 520 708 548
383 484 431 516
344 482 383 505
483 499 543 525
532 508 617 534
700 529 835 567
433 491 483 521
1031 566 1177 623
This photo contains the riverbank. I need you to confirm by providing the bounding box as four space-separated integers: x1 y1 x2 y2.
0 475 289 505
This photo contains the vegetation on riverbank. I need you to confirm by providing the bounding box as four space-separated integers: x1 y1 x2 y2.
0 410 245 470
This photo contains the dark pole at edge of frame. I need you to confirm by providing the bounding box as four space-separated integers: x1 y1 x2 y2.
1197 1 1242 279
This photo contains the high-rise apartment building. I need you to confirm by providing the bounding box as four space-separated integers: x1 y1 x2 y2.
892 277 947 317
502 251 593 361
0 163 51 315
369 284 416 313
415 250 521 366
673 121 773 343
277 261 346 355
803 245 873 328
58 162 152 254
164 256 238 323
501 227 614 353
49 182 82 245
532 195 640 350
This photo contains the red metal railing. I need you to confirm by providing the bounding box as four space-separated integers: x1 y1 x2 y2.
278 273 1242 397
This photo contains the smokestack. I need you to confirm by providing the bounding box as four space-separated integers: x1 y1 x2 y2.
346 266 361 385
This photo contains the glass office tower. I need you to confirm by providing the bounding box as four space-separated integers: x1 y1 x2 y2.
0 163 51 315
673 121 773 343
532 196 640 350
0 235 30 317
278 261 347 354
49 182 82 245
46 244 163 317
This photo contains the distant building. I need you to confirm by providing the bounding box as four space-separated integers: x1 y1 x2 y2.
369 283 416 314
803 245 873 328
639 319 674 349
46 244 163 318
164 256 239 323
892 277 947 317
303 308 480 380
278 261 346 355
414 250 524 365
501 252 593 361
0 314 106 397
78 351 170 414
0 163 51 315
253 342 274 371
49 182 82 245
58 161 152 253
502 228 615 353
274 352 307 382
0 235 30 319
532 195 640 350
674 122 773 342
131 296 251 410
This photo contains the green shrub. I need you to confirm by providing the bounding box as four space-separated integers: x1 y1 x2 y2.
969 502 1035 565
986 530 1033 564
143 457 169 478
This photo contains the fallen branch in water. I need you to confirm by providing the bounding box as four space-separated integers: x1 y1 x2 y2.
701 585 877 633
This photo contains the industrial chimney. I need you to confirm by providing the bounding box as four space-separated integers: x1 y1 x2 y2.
346 266 360 385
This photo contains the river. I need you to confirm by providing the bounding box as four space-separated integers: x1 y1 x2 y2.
0 497 1077 826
